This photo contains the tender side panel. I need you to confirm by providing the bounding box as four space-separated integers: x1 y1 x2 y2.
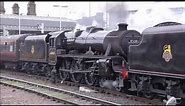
129 32 185 75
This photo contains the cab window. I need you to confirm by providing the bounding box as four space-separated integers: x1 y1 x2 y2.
49 38 55 47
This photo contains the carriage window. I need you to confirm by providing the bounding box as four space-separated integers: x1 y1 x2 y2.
4 42 8 50
10 44 13 52
8 42 16 52
12 42 15 51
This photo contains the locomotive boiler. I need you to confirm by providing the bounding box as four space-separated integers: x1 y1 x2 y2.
70 23 142 59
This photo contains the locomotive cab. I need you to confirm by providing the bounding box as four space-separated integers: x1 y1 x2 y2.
48 30 72 65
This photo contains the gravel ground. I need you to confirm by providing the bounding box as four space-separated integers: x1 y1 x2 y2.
0 70 164 105
0 84 64 105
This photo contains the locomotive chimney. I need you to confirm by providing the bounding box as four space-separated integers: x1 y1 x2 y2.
118 23 128 31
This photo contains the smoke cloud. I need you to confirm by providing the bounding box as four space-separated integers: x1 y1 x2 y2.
102 2 129 30
75 2 185 32
126 2 185 33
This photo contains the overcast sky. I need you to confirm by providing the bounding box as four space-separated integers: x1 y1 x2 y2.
3 1 185 20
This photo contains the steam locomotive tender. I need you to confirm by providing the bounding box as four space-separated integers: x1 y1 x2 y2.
128 22 185 100
19 34 52 76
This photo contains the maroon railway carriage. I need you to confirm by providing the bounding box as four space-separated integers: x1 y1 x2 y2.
0 34 29 69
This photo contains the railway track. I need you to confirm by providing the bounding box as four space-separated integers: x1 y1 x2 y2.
1 69 164 105
0 75 123 105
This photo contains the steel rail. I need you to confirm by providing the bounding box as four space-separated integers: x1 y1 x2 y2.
0 75 122 105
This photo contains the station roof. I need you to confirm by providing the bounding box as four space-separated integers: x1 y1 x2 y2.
0 14 76 32
0 14 76 22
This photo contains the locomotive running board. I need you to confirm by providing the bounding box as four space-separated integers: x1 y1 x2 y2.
59 69 92 73
57 54 107 59
128 69 185 79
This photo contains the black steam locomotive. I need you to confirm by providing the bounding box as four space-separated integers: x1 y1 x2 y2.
0 22 184 102
48 23 142 87
128 22 185 99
